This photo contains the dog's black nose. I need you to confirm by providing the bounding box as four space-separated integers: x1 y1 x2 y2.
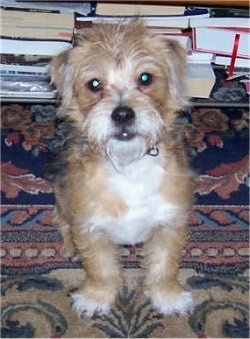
111 106 135 124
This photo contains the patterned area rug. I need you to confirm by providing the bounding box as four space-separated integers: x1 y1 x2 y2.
1 73 249 338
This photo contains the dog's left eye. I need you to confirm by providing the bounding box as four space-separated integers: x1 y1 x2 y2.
87 79 102 92
139 73 152 86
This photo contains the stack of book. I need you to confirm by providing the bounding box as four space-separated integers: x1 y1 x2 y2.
1 1 92 100
1 1 249 100
189 15 250 95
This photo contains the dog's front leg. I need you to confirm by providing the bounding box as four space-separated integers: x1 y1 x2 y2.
70 231 121 317
144 225 193 315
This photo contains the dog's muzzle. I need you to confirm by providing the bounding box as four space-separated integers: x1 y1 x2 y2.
111 106 136 141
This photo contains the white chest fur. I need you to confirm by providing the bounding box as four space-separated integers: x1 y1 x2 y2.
86 153 180 244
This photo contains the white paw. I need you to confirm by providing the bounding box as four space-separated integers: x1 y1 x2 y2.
151 290 194 316
71 290 111 318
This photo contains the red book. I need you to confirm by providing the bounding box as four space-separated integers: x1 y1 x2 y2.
192 26 250 59
191 17 250 59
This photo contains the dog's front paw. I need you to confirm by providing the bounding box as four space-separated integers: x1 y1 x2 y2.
148 288 194 316
70 288 115 318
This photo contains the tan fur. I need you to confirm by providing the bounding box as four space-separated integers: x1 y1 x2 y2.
49 19 194 317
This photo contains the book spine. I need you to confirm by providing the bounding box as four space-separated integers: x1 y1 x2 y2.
1 6 60 13
209 7 249 18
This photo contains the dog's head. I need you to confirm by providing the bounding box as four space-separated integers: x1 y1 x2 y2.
50 20 187 168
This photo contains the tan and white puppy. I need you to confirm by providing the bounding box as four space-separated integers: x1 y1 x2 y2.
49 19 194 318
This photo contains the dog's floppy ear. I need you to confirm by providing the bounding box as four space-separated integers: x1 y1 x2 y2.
163 38 188 108
165 39 186 78
50 33 90 110
50 49 71 94
50 48 76 112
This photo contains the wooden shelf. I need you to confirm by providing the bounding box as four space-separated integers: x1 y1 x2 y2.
45 1 249 7
94 0 249 7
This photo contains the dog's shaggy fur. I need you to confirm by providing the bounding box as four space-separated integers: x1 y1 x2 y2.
49 19 194 317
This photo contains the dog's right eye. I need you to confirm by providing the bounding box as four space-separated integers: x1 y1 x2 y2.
87 79 102 92
138 73 153 86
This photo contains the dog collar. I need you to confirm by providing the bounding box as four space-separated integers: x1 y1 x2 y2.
147 146 159 157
